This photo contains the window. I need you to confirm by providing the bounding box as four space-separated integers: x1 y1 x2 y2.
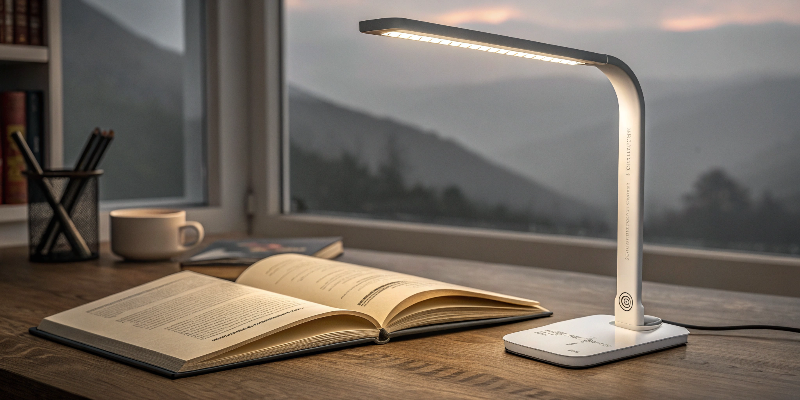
286 1 800 256
61 0 206 207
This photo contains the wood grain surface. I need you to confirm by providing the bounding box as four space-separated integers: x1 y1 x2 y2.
1 239 798 399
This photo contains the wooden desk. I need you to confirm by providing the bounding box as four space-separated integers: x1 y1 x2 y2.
1 242 799 399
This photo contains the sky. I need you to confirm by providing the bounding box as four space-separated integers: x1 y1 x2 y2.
285 0 800 95
77 0 800 56
287 0 800 32
81 0 184 53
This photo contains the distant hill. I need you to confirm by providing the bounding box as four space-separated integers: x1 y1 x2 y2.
521 75 800 215
377 76 800 215
289 86 602 223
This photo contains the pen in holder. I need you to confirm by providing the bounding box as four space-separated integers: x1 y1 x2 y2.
26 169 102 262
13 128 114 262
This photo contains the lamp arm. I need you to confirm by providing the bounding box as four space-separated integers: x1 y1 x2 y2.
594 57 646 328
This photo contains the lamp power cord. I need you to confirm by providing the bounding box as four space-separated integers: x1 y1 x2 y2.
662 320 800 334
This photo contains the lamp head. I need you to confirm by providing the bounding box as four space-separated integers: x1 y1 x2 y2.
360 17 609 66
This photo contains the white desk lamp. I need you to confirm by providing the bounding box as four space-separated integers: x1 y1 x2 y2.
360 18 689 368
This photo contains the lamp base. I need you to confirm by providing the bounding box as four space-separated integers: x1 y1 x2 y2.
503 315 689 368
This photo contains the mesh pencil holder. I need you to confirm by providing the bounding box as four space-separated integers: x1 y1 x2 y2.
26 169 103 262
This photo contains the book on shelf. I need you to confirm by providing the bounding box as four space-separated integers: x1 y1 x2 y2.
1 0 12 44
12 0 25 44
24 90 44 166
31 254 551 378
0 0 4 44
27 0 41 46
0 91 28 204
180 237 344 280
0 0 44 45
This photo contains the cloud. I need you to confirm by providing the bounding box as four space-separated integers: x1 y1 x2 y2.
435 6 522 26
660 1 800 31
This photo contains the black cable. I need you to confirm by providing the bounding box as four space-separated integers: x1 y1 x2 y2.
662 320 800 334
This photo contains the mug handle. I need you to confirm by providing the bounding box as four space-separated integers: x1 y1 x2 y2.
179 221 205 250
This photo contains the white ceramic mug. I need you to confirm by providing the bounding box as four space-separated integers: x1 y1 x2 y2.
110 209 205 261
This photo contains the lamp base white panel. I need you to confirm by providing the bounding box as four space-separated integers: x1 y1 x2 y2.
503 315 689 368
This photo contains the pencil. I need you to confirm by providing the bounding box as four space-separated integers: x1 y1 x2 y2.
44 129 116 254
12 132 92 258
38 129 104 255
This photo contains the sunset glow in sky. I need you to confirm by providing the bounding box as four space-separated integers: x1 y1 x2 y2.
287 0 800 32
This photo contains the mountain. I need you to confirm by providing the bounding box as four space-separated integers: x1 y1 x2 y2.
495 76 800 214
357 75 800 215
62 0 185 201
289 86 602 223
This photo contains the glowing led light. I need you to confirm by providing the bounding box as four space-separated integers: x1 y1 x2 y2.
375 30 586 66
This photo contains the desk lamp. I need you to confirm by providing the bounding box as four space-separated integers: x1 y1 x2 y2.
360 17 689 368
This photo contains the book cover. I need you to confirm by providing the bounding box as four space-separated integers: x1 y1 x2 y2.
1 91 28 204
28 0 42 46
182 237 344 266
181 237 344 279
1 0 12 44
12 0 25 44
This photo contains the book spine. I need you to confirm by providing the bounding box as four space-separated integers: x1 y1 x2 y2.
28 0 41 46
1 0 13 44
12 0 25 44
0 0 4 44
0 92 28 204
25 91 44 167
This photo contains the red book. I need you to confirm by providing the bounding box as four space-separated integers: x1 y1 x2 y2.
12 0 25 44
28 0 42 46
1 91 28 204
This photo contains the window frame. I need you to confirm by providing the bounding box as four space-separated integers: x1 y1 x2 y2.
250 0 800 298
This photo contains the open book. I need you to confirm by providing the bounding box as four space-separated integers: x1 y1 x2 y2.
32 254 550 378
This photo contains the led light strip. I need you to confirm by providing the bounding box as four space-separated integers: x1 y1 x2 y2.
381 31 584 65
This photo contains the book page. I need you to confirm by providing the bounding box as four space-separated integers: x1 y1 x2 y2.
236 254 540 327
39 271 378 371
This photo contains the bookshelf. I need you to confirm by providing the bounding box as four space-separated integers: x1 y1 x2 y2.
0 0 61 223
